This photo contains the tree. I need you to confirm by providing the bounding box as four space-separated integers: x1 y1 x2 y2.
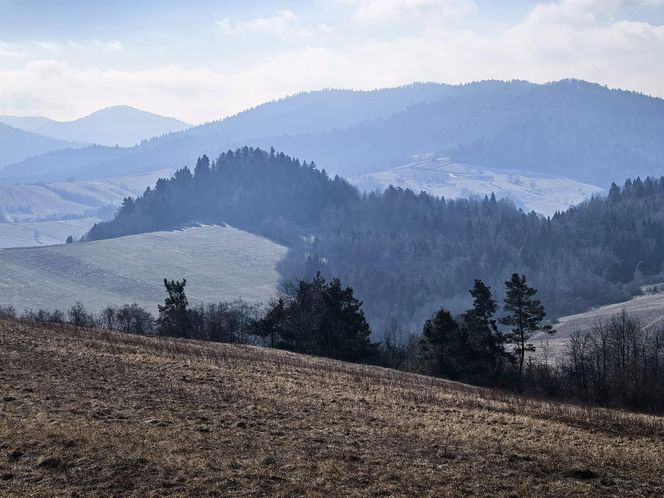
68 301 94 328
157 279 191 337
100 306 118 330
462 279 511 383
257 297 286 348
499 273 554 391
256 274 377 361
65 235 74 244
193 155 211 181
420 309 460 376
320 278 375 361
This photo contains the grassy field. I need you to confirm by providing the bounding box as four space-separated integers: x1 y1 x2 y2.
1 320 663 496
0 224 286 313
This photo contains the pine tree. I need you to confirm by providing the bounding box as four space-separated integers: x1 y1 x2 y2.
420 309 459 375
157 279 191 338
499 273 554 391
463 279 510 383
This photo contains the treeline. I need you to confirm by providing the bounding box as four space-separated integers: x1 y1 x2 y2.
553 312 664 411
5 271 664 412
86 147 664 330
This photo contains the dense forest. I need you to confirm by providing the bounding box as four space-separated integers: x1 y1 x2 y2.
87 147 664 330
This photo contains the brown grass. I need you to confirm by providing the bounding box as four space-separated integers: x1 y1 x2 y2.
1 319 663 497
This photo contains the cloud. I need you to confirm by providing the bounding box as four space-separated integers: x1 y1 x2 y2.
341 0 477 24
217 10 332 39
0 1 662 124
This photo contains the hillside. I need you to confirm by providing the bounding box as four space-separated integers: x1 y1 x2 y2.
0 122 79 170
0 225 286 313
0 115 55 131
5 80 664 186
0 169 171 224
351 157 603 216
0 169 173 249
0 217 101 249
87 148 664 329
1 320 663 496
0 83 453 182
31 105 191 147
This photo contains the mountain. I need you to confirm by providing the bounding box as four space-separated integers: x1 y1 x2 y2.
0 122 80 170
350 157 603 216
0 115 56 131
0 83 455 182
3 80 664 186
30 105 191 147
0 224 286 312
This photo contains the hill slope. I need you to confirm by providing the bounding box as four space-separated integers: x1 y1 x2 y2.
0 115 56 131
1 320 663 496
0 169 171 224
0 83 453 182
5 80 664 186
351 157 603 216
0 122 79 170
31 105 191 147
0 225 286 312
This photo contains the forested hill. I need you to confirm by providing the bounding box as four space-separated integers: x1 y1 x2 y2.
86 148 358 242
6 80 664 186
87 148 664 329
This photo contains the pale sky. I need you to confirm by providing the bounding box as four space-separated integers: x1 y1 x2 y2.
0 0 663 124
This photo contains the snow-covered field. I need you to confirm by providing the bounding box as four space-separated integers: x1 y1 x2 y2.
0 217 101 248
351 158 603 217
0 169 172 222
0 225 287 314
0 169 173 248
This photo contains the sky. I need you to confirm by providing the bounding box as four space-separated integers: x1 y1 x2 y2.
0 0 663 124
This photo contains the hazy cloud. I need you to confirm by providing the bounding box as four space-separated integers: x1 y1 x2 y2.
340 0 477 25
217 10 332 39
0 1 662 123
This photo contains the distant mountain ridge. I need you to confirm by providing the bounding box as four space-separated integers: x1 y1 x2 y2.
0 105 191 148
0 122 80 170
3 80 664 186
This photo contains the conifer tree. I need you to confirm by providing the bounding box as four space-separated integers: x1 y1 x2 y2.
499 273 554 391
158 279 191 338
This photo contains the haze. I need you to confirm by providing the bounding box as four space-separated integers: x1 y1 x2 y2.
0 0 663 123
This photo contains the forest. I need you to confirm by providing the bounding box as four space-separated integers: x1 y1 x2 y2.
86 147 664 330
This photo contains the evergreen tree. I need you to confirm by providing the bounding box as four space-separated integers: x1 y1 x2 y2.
499 273 554 391
257 297 286 348
420 309 460 376
462 279 511 383
257 274 377 361
157 279 191 338
320 278 374 361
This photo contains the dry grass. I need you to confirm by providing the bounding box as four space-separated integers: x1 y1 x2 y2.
1 320 663 497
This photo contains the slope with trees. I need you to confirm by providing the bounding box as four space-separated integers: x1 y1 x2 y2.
86 148 664 330
6 80 664 186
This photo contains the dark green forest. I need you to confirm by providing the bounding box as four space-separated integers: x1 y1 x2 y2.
87 147 664 330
